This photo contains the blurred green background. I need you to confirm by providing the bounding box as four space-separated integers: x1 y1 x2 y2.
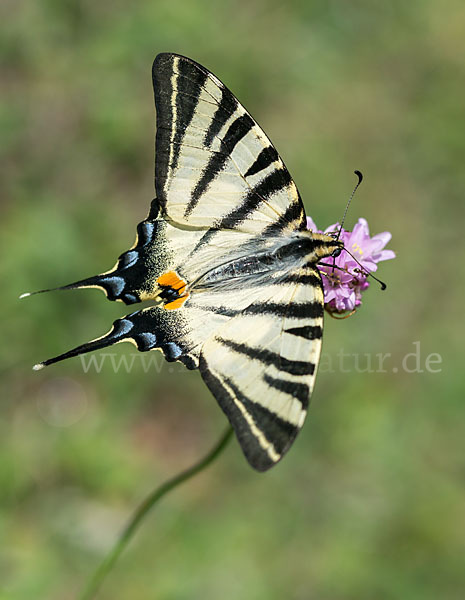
2 1 464 599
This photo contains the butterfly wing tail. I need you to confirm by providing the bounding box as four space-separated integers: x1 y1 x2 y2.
33 316 138 370
32 306 200 372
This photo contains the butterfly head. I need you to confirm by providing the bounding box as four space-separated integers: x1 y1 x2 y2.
330 243 343 258
307 232 344 262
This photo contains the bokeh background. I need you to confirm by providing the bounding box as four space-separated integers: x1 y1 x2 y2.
2 1 465 599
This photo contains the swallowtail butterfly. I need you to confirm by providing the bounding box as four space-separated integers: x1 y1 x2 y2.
30 53 344 471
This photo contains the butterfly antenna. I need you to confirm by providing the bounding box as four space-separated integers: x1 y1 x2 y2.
330 170 364 274
335 170 363 241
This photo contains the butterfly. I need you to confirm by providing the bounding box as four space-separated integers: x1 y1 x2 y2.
28 53 343 471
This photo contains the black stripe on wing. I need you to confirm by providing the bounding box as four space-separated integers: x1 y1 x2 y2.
204 85 239 147
285 325 323 340
244 146 279 177
217 337 315 376
153 54 209 202
217 167 293 229
263 373 309 409
279 270 321 286
243 301 324 319
173 59 208 172
262 198 307 234
152 57 173 199
185 113 255 217
225 378 298 454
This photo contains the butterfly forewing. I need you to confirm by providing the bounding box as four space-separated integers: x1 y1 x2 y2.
153 53 306 233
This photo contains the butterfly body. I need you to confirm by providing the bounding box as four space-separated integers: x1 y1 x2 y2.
32 53 344 471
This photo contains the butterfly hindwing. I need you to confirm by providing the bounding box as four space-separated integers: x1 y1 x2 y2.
199 265 324 471
53 262 325 471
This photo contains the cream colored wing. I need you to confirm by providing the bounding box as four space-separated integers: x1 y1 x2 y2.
199 265 325 471
153 53 306 235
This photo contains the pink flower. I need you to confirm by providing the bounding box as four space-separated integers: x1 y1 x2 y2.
306 216 395 314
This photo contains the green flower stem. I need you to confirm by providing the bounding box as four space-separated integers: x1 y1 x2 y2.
79 425 234 600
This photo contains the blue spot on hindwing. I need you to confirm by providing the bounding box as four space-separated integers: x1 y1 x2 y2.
139 222 155 246
165 342 182 360
137 332 157 350
118 251 139 269
113 318 134 337
122 293 138 304
101 276 125 296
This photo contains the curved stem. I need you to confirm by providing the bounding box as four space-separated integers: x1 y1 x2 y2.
79 425 234 600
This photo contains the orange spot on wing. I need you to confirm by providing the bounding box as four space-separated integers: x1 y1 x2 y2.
165 295 189 310
157 270 186 290
157 271 189 310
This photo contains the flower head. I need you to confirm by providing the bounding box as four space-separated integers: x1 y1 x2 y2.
306 216 395 314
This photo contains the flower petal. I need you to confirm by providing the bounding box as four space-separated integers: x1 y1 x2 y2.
374 249 396 262
306 213 394 314
306 216 318 231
